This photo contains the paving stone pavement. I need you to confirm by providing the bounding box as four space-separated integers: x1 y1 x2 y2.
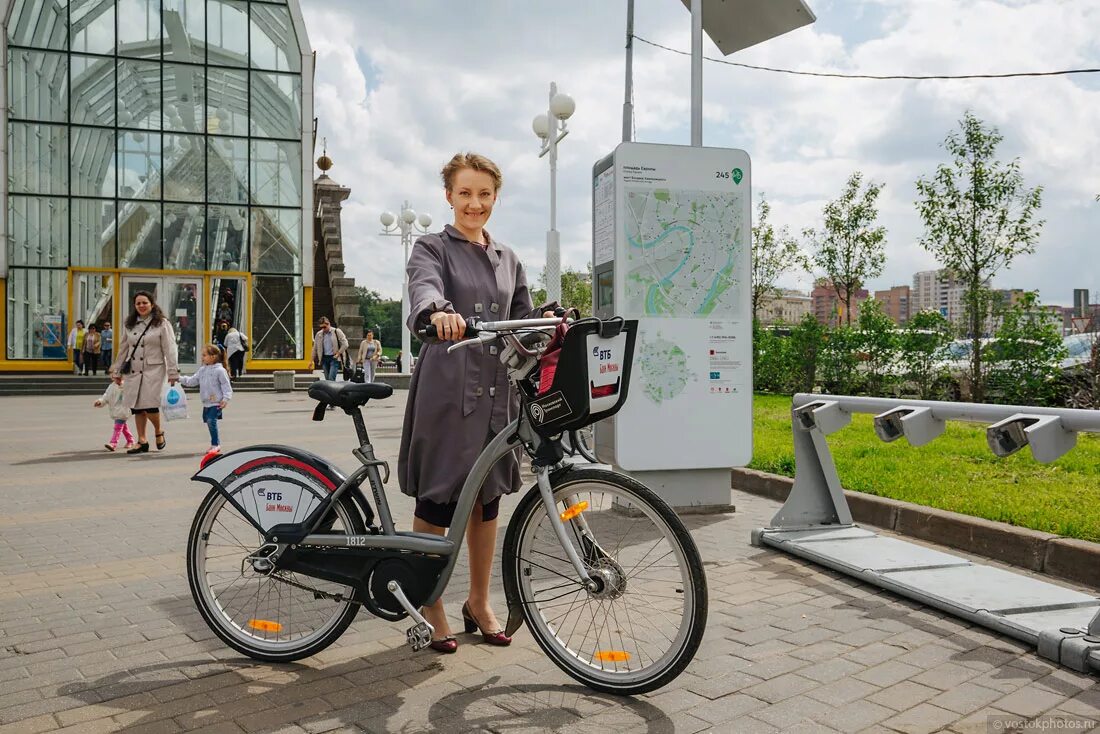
1 389 1098 733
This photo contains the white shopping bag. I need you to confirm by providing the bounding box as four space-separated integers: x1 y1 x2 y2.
161 383 189 421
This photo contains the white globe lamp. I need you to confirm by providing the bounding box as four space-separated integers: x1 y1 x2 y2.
417 212 432 229
532 113 550 140
550 92 576 120
379 211 396 228
401 208 417 225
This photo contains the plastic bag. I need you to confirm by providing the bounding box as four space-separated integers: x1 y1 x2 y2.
162 383 189 421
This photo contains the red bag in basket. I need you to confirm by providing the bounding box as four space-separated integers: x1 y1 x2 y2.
537 321 570 395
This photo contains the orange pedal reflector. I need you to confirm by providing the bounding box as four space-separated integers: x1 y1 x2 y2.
248 619 283 633
559 501 589 521
594 650 630 662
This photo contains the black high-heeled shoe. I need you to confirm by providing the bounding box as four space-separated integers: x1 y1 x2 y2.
462 602 511 646
127 442 149 454
155 432 166 450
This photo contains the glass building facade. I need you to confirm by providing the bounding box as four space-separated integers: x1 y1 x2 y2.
1 0 313 370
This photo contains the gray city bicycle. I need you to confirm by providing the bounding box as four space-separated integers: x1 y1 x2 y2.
185 315 707 695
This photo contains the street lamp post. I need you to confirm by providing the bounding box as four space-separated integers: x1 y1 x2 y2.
532 82 576 304
380 202 432 373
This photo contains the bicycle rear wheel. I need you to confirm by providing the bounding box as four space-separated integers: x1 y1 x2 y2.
502 468 707 695
186 488 364 662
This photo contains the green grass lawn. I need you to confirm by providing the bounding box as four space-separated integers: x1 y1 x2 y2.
748 394 1100 543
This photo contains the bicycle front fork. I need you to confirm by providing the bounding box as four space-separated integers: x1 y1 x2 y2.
534 466 599 592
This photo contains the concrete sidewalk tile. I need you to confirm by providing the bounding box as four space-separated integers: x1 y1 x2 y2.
790 640 857 663
0 695 87 726
950 645 1022 671
797 657 867 684
992 686 1067 718
1030 669 1097 698
687 693 768 725
853 659 922 687
0 713 58 734
638 687 709 715
882 702 962 734
780 626 841 647
237 699 333 733
866 680 941 711
684 670 764 700
907 661 981 692
182 723 245 734
927 681 1005 715
112 715 183 734
897 642 968 669
706 715 778 733
750 694 837 729
632 711 711 734
843 642 908 667
736 639 799 661
741 672 819 704
804 676 880 705
810 699 894 731
948 706 1016 733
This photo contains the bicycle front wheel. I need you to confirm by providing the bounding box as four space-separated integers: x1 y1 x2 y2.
186 488 363 662
502 468 707 695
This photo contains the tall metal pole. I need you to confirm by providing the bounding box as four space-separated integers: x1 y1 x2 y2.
622 0 634 143
400 200 412 373
690 0 703 146
545 82 562 303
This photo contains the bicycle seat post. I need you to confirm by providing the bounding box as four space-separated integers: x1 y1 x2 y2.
348 407 371 449
347 406 397 534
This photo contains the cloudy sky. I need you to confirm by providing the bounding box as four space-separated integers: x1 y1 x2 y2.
300 0 1100 307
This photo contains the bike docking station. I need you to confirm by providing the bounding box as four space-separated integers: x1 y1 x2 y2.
751 394 1100 674
590 142 753 513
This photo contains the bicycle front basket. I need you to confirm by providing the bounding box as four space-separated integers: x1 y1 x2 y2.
525 317 637 436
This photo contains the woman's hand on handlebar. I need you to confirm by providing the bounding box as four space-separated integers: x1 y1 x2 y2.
429 311 466 341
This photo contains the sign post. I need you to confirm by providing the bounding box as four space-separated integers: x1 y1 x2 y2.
593 142 752 511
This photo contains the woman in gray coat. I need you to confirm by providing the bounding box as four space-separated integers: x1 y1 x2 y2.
399 152 551 653
110 291 179 454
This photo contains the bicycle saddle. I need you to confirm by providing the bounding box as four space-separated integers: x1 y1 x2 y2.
308 380 393 408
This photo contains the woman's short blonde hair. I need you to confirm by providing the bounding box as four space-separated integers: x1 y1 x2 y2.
440 152 502 193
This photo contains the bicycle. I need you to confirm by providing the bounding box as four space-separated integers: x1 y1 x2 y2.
186 315 708 695
562 425 598 463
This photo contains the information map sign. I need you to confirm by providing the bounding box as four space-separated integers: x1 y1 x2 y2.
593 142 752 471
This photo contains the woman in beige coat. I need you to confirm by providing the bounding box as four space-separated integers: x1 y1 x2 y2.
110 291 179 454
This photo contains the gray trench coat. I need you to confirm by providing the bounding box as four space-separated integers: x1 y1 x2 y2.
109 317 180 410
398 225 535 511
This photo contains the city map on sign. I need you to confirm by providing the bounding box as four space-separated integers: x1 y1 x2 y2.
624 187 745 319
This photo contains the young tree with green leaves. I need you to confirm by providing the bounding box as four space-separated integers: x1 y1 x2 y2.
805 171 887 326
355 287 403 353
915 111 1044 402
856 298 900 396
751 194 806 323
531 265 593 317
899 310 953 400
986 292 1066 406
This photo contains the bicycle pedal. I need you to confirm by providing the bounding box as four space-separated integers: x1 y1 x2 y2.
406 622 432 651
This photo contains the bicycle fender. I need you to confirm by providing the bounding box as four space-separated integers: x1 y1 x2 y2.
191 445 351 534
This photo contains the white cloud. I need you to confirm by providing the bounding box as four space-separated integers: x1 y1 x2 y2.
302 0 1100 307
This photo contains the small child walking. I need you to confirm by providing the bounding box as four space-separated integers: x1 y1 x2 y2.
179 344 233 454
94 379 135 451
